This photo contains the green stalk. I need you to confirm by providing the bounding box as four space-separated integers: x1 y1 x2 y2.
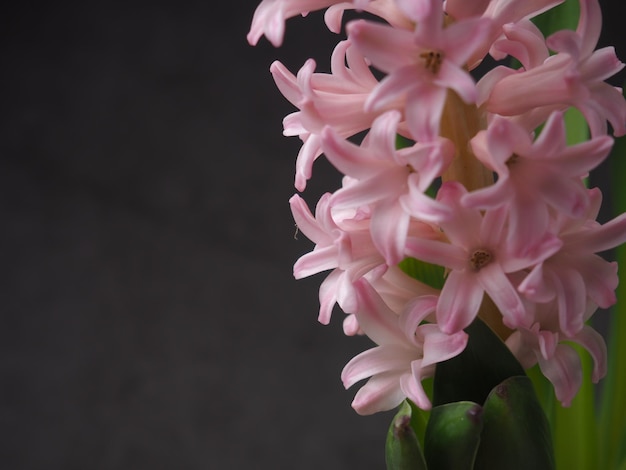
599 120 626 469
553 345 597 470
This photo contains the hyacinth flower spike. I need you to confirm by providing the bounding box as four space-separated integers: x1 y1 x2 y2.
248 0 626 467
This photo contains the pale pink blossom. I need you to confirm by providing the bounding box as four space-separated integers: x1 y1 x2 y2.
519 188 626 336
341 279 467 414
464 112 613 255
506 311 607 407
405 182 562 334
488 20 550 69
484 0 626 136
344 263 443 337
270 40 390 191
346 0 492 141
367 265 441 316
322 110 454 264
290 193 384 324
448 0 564 68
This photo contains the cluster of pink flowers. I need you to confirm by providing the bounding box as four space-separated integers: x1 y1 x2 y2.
248 0 626 415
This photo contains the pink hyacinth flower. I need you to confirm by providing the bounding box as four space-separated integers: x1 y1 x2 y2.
322 110 454 265
405 182 562 334
290 193 385 324
506 316 607 407
485 0 626 137
346 0 492 141
341 279 467 414
465 0 564 67
519 188 626 337
270 40 388 191
464 111 613 255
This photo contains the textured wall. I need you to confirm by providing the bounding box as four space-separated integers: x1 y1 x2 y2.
1 1 624 469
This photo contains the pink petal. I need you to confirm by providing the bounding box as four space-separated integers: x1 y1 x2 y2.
343 313 361 336
436 270 485 334
399 295 439 343
539 176 589 219
497 21 549 69
552 136 613 178
529 111 566 158
571 325 607 383
404 238 467 271
581 47 625 83
538 344 582 407
462 179 513 210
478 264 529 329
406 82 447 142
294 133 322 191
318 269 342 324
400 180 454 223
518 263 555 304
294 245 339 278
567 212 626 254
400 361 435 410
347 20 416 73
577 0 602 58
370 199 411 266
353 279 406 345
552 267 587 336
442 17 494 67
419 324 468 367
350 371 406 415
270 60 304 105
444 0 490 20
579 257 618 309
436 60 478 104
396 0 433 21
341 345 415 388
289 194 329 245
365 65 419 112
321 126 392 181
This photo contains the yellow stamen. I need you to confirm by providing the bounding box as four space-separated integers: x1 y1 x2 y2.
420 51 444 74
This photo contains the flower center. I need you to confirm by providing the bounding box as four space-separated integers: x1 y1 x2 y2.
469 249 493 271
506 154 519 166
420 50 444 74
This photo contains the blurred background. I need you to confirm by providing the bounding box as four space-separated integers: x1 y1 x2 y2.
1 1 624 469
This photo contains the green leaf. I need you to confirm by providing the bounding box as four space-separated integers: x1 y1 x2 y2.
563 107 589 145
407 388 432 449
424 401 484 470
398 256 445 289
396 134 414 149
433 318 525 406
553 344 597 470
532 0 579 37
526 364 556 431
386 400 427 470
474 376 555 470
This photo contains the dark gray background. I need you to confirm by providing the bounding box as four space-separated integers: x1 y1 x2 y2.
1 2 624 469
